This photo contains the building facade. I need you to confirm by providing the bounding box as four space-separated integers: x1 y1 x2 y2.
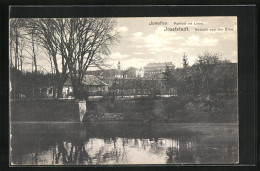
144 62 175 79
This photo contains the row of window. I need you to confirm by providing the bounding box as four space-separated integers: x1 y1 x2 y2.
145 68 166 71
144 71 164 74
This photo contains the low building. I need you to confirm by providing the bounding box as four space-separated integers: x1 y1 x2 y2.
63 75 108 97
81 75 108 92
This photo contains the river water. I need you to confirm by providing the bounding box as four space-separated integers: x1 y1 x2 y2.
10 122 238 165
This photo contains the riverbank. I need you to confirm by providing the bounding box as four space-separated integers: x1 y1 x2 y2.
10 99 86 122
84 97 238 123
10 96 237 123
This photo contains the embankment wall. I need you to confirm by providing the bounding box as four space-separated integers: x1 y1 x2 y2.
10 99 86 122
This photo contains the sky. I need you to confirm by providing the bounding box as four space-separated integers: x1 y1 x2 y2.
106 17 237 70
13 17 237 72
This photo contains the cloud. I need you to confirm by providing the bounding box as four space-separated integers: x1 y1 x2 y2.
133 52 143 55
221 27 237 41
133 32 143 38
131 32 144 42
107 17 237 69
186 55 199 65
117 26 128 33
181 35 218 46
109 52 130 60
131 27 184 53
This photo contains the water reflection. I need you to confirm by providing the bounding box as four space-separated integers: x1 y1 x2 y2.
11 122 238 165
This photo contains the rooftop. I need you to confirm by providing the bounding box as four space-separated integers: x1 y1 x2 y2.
65 75 108 86
144 62 174 68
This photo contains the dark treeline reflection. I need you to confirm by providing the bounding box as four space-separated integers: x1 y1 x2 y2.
11 122 238 165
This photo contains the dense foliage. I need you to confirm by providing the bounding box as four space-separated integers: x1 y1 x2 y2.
163 52 237 115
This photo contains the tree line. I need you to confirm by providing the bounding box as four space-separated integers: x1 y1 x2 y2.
10 18 119 99
163 52 237 101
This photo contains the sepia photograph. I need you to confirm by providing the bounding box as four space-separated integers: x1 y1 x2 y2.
9 16 238 165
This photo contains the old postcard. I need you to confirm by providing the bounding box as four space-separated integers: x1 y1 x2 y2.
10 17 238 165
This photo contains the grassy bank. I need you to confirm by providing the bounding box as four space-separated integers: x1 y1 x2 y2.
84 97 238 123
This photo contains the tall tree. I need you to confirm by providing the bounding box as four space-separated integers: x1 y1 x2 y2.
196 52 222 99
10 19 27 70
25 18 119 99
163 65 175 90
10 19 25 98
120 69 130 97
59 18 119 99
10 19 19 70
25 19 68 98
182 53 189 69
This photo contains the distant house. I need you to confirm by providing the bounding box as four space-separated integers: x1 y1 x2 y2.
144 62 175 79
63 75 108 97
136 67 144 77
86 68 119 87
85 62 138 86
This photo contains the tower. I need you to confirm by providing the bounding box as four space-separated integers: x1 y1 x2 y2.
117 61 121 71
